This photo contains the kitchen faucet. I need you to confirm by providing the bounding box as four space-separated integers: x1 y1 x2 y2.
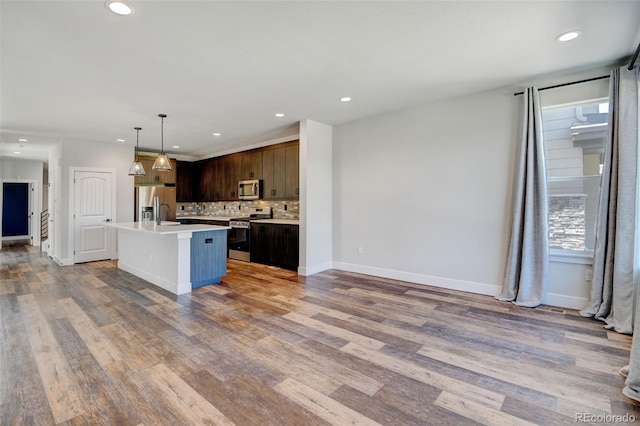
153 196 172 225
156 203 172 225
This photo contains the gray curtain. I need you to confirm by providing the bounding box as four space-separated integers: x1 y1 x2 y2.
624 284 640 402
497 87 549 307
580 66 639 335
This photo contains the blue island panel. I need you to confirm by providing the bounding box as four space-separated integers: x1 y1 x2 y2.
190 230 227 289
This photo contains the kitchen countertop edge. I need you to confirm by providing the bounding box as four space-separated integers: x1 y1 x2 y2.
114 222 230 235
250 219 299 225
177 216 299 225
177 216 233 221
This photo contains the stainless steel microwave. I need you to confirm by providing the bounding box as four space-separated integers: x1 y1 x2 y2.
238 179 262 200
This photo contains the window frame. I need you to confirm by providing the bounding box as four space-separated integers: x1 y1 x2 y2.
541 97 608 265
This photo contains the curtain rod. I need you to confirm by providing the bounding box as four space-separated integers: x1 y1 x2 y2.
514 42 640 96
513 75 609 96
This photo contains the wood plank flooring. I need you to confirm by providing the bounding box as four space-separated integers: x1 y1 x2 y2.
2 244 640 425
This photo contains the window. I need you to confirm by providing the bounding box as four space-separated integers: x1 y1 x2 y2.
542 99 608 256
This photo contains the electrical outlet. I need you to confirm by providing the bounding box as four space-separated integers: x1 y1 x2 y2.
357 246 364 255
284 204 288 211
585 269 593 282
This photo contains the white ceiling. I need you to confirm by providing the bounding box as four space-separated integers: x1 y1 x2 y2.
2 1 639 162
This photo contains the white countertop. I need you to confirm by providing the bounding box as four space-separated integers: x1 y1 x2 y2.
251 219 299 225
176 216 233 221
114 222 230 235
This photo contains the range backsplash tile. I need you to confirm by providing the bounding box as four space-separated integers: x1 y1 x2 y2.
177 200 299 220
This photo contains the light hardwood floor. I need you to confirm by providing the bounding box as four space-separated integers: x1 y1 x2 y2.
1 244 639 425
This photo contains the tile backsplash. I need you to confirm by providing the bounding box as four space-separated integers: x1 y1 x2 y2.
177 200 299 220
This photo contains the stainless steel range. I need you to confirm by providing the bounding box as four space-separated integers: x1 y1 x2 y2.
228 207 271 262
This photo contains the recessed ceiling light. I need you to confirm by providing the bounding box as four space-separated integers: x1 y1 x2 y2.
275 113 285 118
13 151 21 154
556 31 580 42
339 97 352 102
212 132 221 136
18 138 28 142
172 145 180 149
117 138 126 142
105 1 134 16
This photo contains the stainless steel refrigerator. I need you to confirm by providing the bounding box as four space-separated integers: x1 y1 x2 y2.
135 186 177 222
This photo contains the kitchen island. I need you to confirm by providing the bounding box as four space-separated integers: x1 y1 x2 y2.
114 222 230 295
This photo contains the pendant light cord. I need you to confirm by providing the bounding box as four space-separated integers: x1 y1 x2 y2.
134 127 141 160
158 113 167 154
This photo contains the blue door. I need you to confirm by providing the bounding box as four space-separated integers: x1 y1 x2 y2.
2 182 29 237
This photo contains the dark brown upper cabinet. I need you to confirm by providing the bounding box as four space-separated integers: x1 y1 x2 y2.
199 157 221 201
263 140 299 200
189 139 299 202
285 142 299 198
176 160 198 202
262 145 286 199
240 150 263 180
222 154 241 200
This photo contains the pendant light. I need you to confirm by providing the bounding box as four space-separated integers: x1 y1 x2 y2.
128 127 146 176
152 113 172 171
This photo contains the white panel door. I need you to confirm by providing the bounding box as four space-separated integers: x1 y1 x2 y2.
74 171 113 263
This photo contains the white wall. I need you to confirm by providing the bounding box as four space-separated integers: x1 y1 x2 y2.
54 139 134 265
299 119 333 275
332 65 613 309
49 143 62 258
0 157 44 246
333 89 516 296
0 157 43 181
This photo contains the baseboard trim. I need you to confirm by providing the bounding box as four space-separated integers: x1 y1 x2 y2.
118 261 190 295
51 255 73 266
332 262 501 296
298 262 334 276
544 293 587 310
2 235 29 241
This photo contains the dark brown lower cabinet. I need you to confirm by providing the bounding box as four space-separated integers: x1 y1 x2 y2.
250 223 299 270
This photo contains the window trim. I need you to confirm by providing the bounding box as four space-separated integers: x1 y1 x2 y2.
549 248 594 265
